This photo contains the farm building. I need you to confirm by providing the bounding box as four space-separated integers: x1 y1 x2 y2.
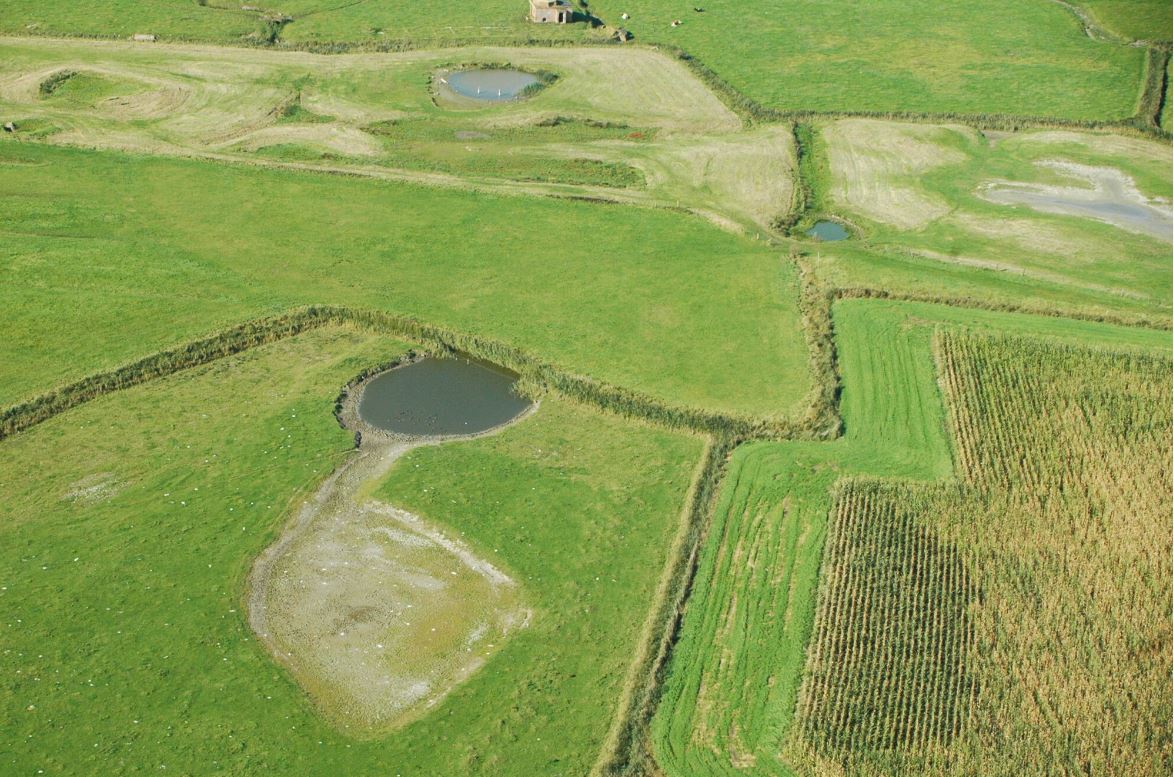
530 0 573 23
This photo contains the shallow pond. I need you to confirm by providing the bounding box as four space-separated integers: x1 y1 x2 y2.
444 69 539 102
806 220 850 241
358 356 532 437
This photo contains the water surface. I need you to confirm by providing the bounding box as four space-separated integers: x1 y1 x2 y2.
358 356 531 436
445 69 540 102
807 220 850 241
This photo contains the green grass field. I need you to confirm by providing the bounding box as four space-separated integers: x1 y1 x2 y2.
0 326 702 775
1074 0 1172 41
589 0 1148 120
0 141 809 418
0 0 601 46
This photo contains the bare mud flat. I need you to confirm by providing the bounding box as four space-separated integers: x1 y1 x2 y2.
247 367 536 734
980 160 1173 242
248 437 529 733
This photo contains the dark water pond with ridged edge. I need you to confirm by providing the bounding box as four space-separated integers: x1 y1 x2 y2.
358 356 532 437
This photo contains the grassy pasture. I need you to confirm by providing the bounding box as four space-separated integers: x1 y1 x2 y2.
650 298 1169 776
0 326 703 775
0 0 603 46
1073 0 1173 41
812 120 1172 323
588 0 1147 121
0 141 810 418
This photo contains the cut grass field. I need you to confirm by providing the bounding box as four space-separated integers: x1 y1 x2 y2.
0 141 810 419
0 37 808 232
0 326 703 775
650 298 1170 776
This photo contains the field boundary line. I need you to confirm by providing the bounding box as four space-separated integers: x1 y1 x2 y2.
829 285 1172 331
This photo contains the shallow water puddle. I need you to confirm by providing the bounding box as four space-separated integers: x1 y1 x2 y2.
442 69 539 102
980 160 1172 242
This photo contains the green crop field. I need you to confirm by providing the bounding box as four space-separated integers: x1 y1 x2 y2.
0 4 1170 776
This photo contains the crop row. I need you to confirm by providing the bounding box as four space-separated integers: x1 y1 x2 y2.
797 480 977 757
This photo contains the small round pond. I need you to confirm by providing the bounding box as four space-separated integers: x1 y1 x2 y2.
806 220 850 241
358 356 532 437
444 69 540 102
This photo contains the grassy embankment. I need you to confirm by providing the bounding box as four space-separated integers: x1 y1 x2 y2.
0 326 703 776
803 119 1172 325
0 141 810 420
649 297 1170 776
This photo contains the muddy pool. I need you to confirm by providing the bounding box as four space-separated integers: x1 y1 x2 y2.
358 355 532 437
443 69 539 102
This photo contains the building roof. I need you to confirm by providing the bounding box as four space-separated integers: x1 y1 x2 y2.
530 0 572 8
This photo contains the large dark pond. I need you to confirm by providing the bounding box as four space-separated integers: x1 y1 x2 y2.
358 356 532 437
444 69 540 102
